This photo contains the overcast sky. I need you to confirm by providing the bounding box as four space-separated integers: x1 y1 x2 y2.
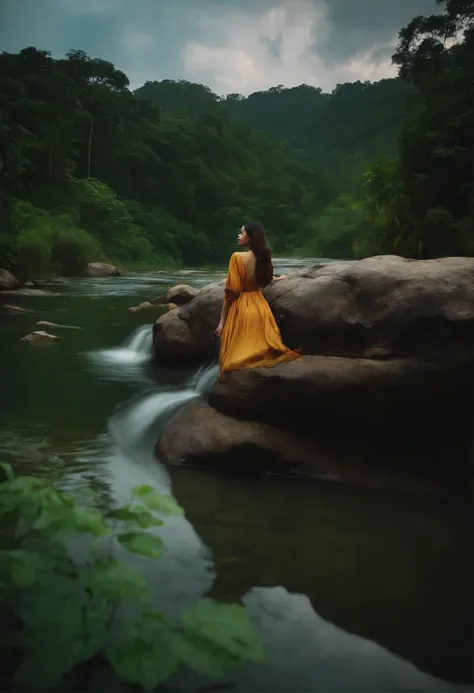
1 0 439 95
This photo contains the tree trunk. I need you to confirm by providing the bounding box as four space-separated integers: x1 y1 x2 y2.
87 118 94 178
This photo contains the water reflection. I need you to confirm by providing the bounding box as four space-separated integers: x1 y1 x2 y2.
171 467 472 685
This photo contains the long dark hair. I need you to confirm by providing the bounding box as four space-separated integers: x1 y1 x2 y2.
244 222 273 287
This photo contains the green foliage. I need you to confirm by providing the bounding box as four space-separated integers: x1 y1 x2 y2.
2 13 472 275
389 0 474 257
0 462 264 691
50 225 104 277
10 200 104 278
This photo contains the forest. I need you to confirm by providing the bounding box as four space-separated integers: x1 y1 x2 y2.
0 0 472 277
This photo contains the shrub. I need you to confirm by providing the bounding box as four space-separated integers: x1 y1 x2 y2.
0 462 264 691
16 228 52 279
50 226 104 277
0 233 18 271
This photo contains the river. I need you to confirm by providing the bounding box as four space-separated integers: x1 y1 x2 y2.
0 259 471 691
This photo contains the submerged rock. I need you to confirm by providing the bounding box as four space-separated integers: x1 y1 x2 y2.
0 288 56 297
0 269 19 291
128 301 161 313
36 321 81 330
86 262 121 277
21 330 59 343
1 304 32 314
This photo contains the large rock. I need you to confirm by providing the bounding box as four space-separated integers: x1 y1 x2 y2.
0 269 19 291
152 308 199 364
166 284 197 306
208 354 473 444
263 255 474 358
158 400 316 472
152 256 474 365
157 401 463 496
86 262 121 277
153 282 223 365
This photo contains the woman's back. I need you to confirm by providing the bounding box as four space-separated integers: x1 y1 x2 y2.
237 251 260 291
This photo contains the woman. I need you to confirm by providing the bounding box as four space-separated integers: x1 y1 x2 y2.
215 222 301 379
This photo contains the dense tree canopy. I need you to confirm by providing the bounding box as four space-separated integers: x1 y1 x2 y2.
389 0 474 256
0 0 472 278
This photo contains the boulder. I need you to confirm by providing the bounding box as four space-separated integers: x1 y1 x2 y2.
0 288 56 297
86 262 121 277
158 400 315 472
152 308 201 364
208 354 473 444
152 256 474 366
166 284 197 306
0 269 19 291
153 282 224 366
158 401 463 496
263 255 474 359
21 330 59 343
153 283 223 365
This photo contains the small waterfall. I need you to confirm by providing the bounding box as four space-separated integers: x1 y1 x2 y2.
123 325 153 355
187 362 219 395
86 325 153 380
109 361 218 450
110 388 198 451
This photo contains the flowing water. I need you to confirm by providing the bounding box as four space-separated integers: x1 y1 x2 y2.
0 259 472 691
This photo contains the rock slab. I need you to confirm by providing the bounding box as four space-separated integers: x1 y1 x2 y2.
152 256 474 365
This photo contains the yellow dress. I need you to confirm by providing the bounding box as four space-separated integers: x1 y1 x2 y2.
219 253 301 379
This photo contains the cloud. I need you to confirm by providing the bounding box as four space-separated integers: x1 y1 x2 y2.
182 0 419 95
0 0 440 95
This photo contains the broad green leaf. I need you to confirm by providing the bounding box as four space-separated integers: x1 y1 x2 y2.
107 638 179 690
182 599 264 663
111 504 164 529
71 507 110 536
131 485 184 516
34 502 109 537
172 631 240 678
82 559 150 604
118 531 164 559
14 578 101 689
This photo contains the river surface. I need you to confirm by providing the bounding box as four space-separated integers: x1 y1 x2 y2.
0 259 472 691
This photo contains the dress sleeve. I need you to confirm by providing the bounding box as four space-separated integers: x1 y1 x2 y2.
224 253 245 303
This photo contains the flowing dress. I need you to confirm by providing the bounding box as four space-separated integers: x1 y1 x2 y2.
219 253 301 379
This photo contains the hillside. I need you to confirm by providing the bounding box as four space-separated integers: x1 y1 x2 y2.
135 78 417 193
